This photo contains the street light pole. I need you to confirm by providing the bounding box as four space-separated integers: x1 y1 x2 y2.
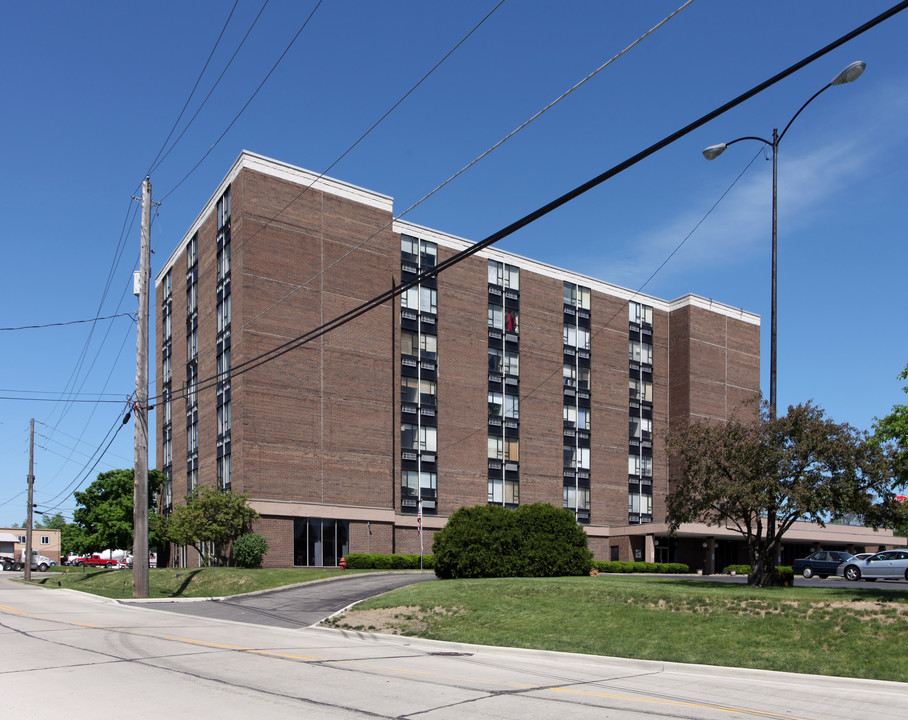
702 61 865 420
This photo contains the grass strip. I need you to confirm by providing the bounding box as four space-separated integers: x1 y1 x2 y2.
325 576 908 682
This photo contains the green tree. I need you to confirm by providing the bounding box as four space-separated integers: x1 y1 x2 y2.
666 402 897 587
164 486 259 566
72 469 168 553
35 512 67 530
874 364 908 486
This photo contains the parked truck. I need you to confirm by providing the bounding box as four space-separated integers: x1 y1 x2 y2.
1 549 57 572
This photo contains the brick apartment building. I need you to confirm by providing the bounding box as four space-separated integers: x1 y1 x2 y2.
155 151 897 570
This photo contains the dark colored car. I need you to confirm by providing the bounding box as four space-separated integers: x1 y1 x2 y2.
792 550 855 579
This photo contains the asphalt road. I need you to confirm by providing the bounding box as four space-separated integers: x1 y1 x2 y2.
3 573 907 719
127 570 438 627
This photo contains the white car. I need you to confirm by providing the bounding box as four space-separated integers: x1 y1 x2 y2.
837 549 908 581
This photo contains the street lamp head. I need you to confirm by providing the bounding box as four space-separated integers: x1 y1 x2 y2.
702 143 727 161
831 61 866 86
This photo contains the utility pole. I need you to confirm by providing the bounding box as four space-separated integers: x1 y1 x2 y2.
24 418 35 582
133 177 151 598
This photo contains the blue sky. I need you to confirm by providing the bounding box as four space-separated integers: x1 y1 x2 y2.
2 1 907 526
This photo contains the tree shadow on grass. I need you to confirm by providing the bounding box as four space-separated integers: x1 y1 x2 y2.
167 569 203 597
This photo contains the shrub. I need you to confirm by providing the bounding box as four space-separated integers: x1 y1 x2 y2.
232 533 269 568
432 503 593 579
722 564 794 576
343 553 434 570
592 561 689 574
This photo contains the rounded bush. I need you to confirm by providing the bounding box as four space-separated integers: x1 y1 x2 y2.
232 533 269 568
432 503 593 579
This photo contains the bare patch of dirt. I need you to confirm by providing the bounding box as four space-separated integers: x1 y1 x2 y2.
323 605 457 635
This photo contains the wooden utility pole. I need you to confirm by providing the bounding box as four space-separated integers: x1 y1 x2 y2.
133 177 151 598
24 418 35 582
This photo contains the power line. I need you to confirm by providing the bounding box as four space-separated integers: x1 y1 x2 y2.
145 0 242 176
160 0 323 201
166 2 906 403
0 313 135 332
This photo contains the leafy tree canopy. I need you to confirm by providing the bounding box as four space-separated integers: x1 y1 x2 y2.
72 468 168 553
666 401 897 586
874 363 908 486
164 486 259 566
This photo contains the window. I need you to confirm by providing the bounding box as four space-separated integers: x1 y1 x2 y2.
505 438 519 462
629 301 653 325
402 286 419 310
402 424 418 450
488 435 503 460
403 424 436 452
217 294 231 333
505 309 518 334
162 302 172 340
40 536 49 545
489 348 503 374
217 187 231 229
162 354 172 383
401 235 419 256
563 486 590 510
186 326 198 360
186 234 197 268
630 416 652 439
563 404 576 426
628 454 653 477
504 393 519 419
629 493 653 515
186 363 198 407
402 377 419 403
402 286 437 313
565 446 589 469
163 436 173 466
217 401 231 436
564 282 591 309
629 377 653 402
563 325 590 349
629 340 653 365
186 279 197 315
217 241 231 280
163 270 172 298
503 351 519 376
402 470 418 497
403 331 438 358
488 260 520 289
577 406 591 430
504 479 519 504
488 305 503 329
420 286 437 314
563 364 576 387
217 348 231 382
488 477 502 503
488 391 503 417
217 454 231 491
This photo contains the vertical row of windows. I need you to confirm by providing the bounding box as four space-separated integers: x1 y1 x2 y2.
488 260 520 507
400 236 438 514
161 269 173 513
216 188 232 492
185 233 199 494
563 282 592 523
628 301 654 522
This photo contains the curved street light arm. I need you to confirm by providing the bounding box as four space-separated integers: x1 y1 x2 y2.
725 135 773 149
778 82 832 143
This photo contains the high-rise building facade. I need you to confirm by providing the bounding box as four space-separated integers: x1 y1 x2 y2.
155 152 891 570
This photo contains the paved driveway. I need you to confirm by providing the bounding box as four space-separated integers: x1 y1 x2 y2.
127 571 436 627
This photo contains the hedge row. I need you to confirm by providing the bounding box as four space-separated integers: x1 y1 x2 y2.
593 561 689 574
723 564 794 575
343 553 434 570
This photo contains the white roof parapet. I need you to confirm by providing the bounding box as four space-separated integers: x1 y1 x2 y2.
155 151 394 286
394 219 759 324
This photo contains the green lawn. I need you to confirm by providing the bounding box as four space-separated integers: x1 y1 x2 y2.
30 565 359 598
324 575 908 683
29 569 908 682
